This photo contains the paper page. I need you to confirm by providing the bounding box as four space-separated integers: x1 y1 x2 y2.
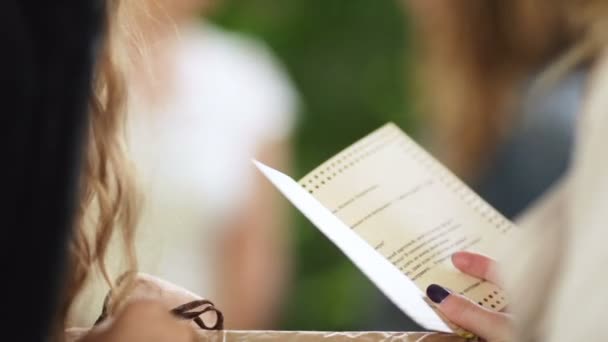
254 123 519 332
254 161 452 332
298 123 517 307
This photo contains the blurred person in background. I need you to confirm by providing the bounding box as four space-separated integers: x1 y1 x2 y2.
403 1 608 341
70 0 298 330
407 1 583 200
211 1 419 331
370 1 586 330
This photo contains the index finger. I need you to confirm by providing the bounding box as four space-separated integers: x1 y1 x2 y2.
451 251 502 285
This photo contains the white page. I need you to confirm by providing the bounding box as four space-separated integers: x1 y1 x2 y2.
254 161 452 332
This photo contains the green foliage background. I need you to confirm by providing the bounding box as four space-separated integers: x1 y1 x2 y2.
210 0 420 330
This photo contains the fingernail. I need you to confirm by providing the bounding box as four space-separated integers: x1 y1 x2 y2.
426 284 451 304
451 252 469 268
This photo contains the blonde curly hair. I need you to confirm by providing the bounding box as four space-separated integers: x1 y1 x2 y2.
56 1 147 337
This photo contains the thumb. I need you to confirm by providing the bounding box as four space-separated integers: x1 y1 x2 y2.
85 300 196 342
427 284 512 342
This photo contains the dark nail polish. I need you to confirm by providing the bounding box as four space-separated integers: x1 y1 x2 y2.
427 284 451 304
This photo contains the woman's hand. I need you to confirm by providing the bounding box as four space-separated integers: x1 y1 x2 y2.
82 300 195 342
72 274 224 341
426 251 513 342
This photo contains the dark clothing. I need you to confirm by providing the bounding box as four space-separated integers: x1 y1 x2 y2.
474 69 585 218
1 1 104 340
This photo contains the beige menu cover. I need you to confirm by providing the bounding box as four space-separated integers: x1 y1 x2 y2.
255 123 518 334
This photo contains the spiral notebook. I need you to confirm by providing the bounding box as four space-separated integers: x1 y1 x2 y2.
254 123 519 334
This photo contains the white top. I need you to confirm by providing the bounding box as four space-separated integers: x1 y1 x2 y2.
503 49 608 341
69 22 297 326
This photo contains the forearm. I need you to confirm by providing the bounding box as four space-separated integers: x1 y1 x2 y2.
217 140 292 329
